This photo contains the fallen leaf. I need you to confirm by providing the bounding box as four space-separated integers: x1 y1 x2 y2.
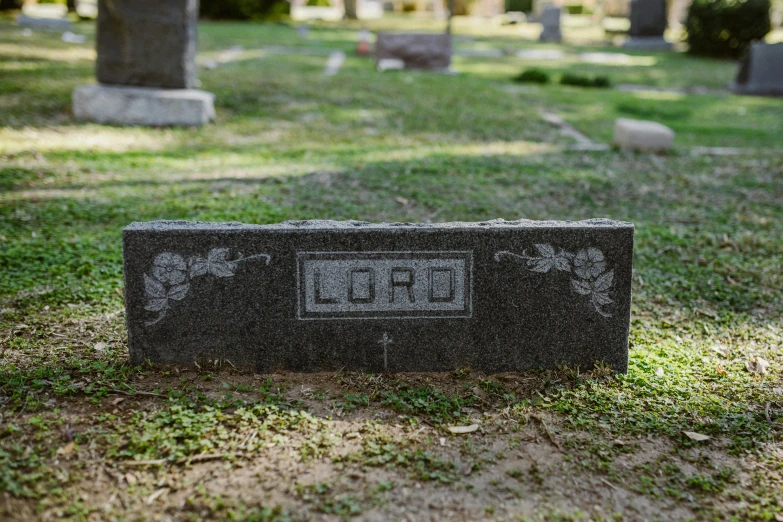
125 472 138 485
439 437 446 446
448 424 479 434
394 196 409 205
112 397 125 406
655 368 664 377
56 442 75 456
683 431 710 442
746 356 769 375
773 387 783 396
716 364 727 376
94 342 106 352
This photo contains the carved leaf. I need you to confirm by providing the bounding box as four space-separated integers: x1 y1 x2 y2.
144 297 169 312
592 292 613 306
529 257 554 273
167 283 190 301
594 270 614 292
571 279 593 295
208 248 230 263
209 260 237 278
144 274 166 299
189 257 208 278
207 248 237 278
554 256 571 272
535 244 555 258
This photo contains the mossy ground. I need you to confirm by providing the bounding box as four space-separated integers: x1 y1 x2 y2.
0 13 781 522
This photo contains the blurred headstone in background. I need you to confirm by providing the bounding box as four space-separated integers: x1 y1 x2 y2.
376 33 452 71
730 42 783 97
96 0 197 88
16 2 72 31
624 0 672 50
538 5 562 42
72 0 215 127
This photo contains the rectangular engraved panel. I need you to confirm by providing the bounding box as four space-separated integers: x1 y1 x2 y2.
297 251 472 319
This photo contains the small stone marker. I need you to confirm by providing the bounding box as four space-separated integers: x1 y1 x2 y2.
538 6 562 43
16 14 72 31
624 0 672 50
730 42 783 97
123 219 634 373
324 51 346 76
613 118 674 152
72 0 215 127
375 33 452 71
16 3 72 31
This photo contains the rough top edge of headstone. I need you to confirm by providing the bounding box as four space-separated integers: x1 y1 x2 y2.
124 218 635 232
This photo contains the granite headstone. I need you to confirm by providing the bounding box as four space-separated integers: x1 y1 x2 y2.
624 0 672 50
123 219 634 373
96 0 197 89
730 42 783 97
538 6 562 43
375 33 452 71
73 0 214 127
16 14 73 31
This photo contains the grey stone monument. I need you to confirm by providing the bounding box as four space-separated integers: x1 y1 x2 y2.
375 33 452 71
15 2 73 31
72 0 215 127
730 42 783 97
538 6 562 43
624 0 672 51
123 219 634 373
16 14 73 31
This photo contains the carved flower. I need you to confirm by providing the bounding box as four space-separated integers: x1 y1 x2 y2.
152 253 187 284
526 244 573 273
573 248 606 280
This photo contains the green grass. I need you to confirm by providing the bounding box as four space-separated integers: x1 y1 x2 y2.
0 16 782 521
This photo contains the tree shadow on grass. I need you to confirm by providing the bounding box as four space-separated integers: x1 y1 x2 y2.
2 149 781 318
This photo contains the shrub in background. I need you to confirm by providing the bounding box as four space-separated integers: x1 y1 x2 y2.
514 68 550 83
685 0 771 58
200 0 290 20
505 0 534 13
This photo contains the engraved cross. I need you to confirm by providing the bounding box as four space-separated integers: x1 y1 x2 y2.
377 332 393 371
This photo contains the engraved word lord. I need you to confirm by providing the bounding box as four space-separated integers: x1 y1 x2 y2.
297 251 472 319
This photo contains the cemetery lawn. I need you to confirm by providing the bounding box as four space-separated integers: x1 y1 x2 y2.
1 16 782 521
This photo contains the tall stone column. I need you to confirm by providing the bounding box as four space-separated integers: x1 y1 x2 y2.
72 0 215 127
